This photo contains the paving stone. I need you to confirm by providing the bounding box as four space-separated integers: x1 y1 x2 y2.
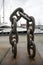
0 47 10 64
1 47 43 65
0 34 43 65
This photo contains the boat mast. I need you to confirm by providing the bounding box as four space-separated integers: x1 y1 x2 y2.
3 0 4 23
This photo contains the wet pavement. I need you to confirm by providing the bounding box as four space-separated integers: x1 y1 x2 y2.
0 34 43 65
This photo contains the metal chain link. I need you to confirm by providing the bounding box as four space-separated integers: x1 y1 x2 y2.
9 7 36 58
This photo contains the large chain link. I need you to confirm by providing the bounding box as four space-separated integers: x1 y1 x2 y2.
27 16 36 58
9 8 24 46
9 7 36 58
10 8 24 23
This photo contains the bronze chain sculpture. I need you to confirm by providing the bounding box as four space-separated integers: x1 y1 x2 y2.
9 8 36 59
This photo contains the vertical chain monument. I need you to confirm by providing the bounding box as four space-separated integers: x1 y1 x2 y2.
9 7 36 59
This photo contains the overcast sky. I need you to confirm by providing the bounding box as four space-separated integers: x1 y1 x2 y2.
0 0 43 25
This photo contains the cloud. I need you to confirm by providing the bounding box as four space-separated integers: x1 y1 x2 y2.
0 0 43 25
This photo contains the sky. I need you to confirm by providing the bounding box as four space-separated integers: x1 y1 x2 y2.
0 0 43 26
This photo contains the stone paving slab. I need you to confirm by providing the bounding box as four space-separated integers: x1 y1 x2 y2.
0 34 43 65
0 47 10 64
34 34 43 59
1 47 43 65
